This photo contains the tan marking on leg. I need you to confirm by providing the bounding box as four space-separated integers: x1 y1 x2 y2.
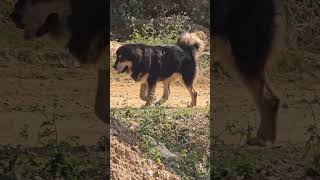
144 84 156 106
214 35 280 146
156 80 170 105
214 36 242 79
156 73 182 105
168 73 182 83
161 73 181 99
244 73 279 145
136 73 149 83
186 85 197 107
162 80 170 100
139 83 148 101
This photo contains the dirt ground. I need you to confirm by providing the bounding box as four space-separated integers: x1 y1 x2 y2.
2 37 317 179
0 46 187 179
0 61 107 146
110 76 210 179
214 70 320 144
110 120 180 180
110 137 179 180
213 65 320 179
109 74 210 179
111 75 210 108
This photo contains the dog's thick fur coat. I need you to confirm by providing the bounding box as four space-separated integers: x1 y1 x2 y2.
114 31 206 107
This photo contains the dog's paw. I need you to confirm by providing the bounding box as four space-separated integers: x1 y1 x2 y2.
155 98 166 106
187 102 196 108
142 101 155 108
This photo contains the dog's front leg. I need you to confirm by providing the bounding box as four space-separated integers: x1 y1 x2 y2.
245 73 280 146
144 83 156 106
139 83 148 101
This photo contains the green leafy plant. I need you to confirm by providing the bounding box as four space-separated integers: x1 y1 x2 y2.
0 1 12 19
111 106 209 179
128 14 191 45
36 107 86 180
211 120 257 179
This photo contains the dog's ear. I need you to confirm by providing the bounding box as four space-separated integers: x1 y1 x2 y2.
129 46 143 61
121 45 142 67
118 44 144 67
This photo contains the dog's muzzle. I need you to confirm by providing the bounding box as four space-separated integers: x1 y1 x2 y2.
114 62 129 74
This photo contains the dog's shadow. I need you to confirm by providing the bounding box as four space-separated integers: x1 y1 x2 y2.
142 102 195 109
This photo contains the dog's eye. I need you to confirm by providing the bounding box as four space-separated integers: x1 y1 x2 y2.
118 54 122 59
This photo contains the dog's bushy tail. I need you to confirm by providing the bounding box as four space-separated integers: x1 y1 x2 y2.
177 31 206 59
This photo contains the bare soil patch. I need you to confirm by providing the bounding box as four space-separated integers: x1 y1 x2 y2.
212 67 320 179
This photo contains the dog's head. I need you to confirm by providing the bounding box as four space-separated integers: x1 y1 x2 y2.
10 0 107 64
114 44 143 74
10 0 70 40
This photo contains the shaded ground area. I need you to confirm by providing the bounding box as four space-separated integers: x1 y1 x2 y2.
214 72 320 144
212 66 320 179
0 8 109 178
0 62 106 146
0 60 108 179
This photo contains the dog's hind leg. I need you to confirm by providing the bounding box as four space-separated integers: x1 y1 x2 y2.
162 80 170 100
245 72 280 146
215 36 280 146
156 80 170 105
139 83 148 101
186 85 197 107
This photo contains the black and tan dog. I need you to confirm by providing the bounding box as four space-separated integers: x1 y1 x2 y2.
114 31 206 107
213 0 284 145
10 0 108 122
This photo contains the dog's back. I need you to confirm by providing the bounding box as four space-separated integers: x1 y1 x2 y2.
213 0 276 78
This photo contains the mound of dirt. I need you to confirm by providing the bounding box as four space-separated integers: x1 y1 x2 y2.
110 136 180 180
